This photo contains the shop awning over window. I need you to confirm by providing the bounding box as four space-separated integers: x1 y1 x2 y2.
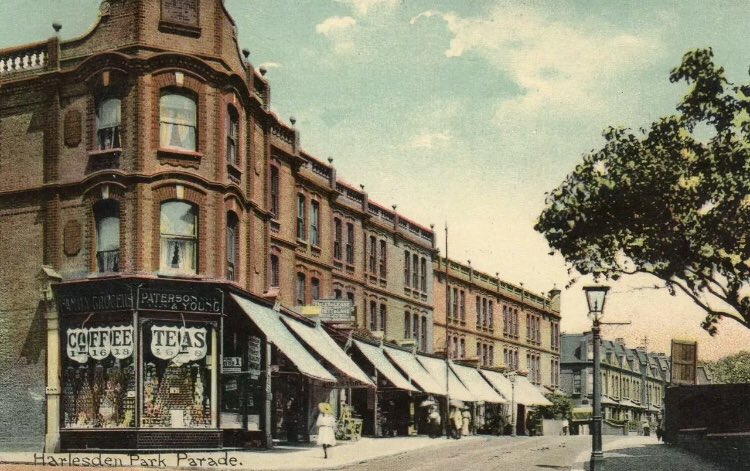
601 396 619 406
352 340 418 392
416 355 476 402
512 375 553 406
572 406 593 421
383 346 444 396
231 294 336 383
282 316 374 387
478 369 513 401
450 363 506 404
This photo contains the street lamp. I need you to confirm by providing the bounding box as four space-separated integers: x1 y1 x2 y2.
508 371 517 437
584 285 609 471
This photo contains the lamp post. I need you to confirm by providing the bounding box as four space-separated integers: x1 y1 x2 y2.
508 371 517 437
584 285 609 471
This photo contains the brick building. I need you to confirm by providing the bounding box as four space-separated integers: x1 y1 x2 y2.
432 258 562 390
0 0 431 451
560 334 670 435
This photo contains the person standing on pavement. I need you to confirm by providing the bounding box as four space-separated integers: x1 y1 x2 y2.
450 406 463 439
428 404 441 438
316 402 336 459
461 407 471 436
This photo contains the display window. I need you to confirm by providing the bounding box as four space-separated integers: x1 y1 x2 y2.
62 323 136 429
141 321 214 428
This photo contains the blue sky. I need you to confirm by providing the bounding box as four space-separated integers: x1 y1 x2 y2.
4 0 750 359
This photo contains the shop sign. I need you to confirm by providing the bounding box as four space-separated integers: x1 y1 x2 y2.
150 325 207 365
58 289 134 315
66 325 134 363
313 299 354 323
138 288 223 314
223 356 242 373
248 335 261 377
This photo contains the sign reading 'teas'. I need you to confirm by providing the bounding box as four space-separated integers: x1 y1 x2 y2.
150 325 208 365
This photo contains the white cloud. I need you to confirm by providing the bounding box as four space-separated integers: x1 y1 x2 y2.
405 131 451 149
316 16 357 53
336 0 398 16
411 6 664 125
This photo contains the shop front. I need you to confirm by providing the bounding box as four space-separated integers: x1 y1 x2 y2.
55 278 224 450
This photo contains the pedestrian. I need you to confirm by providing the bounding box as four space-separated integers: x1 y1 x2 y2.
461 407 471 436
316 402 336 459
561 418 569 436
428 404 441 438
655 423 663 442
450 406 463 439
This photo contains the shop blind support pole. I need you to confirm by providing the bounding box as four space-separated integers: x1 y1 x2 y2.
444 222 450 439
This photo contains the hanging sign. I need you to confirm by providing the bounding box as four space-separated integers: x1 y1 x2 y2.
150 325 208 365
65 325 134 363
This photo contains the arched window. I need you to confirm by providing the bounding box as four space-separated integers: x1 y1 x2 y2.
369 236 377 273
269 254 279 288
345 223 354 264
379 240 387 278
226 212 238 280
310 200 320 246
269 166 279 217
333 218 342 260
94 199 120 272
404 250 411 286
404 311 411 339
295 272 306 305
420 316 427 351
160 92 197 151
412 313 419 344
379 304 387 334
412 253 418 288
160 201 197 274
311 277 320 300
96 98 121 150
226 106 239 166
420 257 427 291
296 194 306 240
369 300 378 331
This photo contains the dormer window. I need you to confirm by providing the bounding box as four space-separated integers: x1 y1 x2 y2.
96 98 121 150
160 92 197 151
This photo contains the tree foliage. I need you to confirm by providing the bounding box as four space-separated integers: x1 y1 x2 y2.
536 48 750 334
531 393 574 421
704 350 750 383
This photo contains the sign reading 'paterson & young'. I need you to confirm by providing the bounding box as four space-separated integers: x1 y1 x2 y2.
138 288 222 314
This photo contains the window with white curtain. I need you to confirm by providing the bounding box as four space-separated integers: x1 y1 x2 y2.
160 201 197 274
96 98 121 150
94 199 120 272
160 92 197 151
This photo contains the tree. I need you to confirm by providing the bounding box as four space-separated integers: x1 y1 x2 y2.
536 48 750 335
704 351 750 383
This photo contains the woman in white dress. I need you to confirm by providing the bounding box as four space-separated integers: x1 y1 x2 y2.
316 402 336 459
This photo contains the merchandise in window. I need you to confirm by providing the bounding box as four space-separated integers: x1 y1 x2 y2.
62 323 136 428
141 321 213 428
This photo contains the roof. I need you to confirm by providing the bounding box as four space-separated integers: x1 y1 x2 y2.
561 335 585 363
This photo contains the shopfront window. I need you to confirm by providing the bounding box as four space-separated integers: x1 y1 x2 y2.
141 321 214 428
62 323 136 429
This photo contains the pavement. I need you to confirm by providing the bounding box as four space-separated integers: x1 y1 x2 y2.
0 435 485 471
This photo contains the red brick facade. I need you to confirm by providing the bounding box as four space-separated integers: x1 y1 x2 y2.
0 0 435 447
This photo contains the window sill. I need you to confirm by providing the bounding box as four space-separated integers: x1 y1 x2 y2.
86 148 122 173
159 20 201 38
158 148 203 169
296 238 308 247
270 219 280 233
227 163 242 183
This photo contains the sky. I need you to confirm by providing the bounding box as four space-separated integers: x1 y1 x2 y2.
4 0 750 360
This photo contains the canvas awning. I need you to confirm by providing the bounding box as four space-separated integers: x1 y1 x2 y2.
231 294 336 382
383 346 444 395
479 369 513 401
601 396 619 406
450 363 506 404
352 340 418 392
511 375 553 406
416 355 476 402
282 316 374 387
572 406 593 421
619 399 643 409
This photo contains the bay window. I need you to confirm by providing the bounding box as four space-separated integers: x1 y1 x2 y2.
94 199 120 273
96 98 121 150
160 92 197 151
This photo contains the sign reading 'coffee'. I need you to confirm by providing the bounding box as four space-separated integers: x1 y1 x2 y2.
66 325 134 363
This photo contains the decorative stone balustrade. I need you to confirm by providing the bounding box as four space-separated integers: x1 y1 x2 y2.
310 159 331 180
0 44 47 76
